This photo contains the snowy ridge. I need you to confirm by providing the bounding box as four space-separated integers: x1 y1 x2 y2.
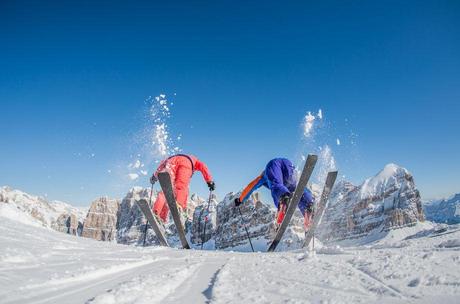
0 186 87 231
0 163 429 251
317 163 425 244
424 193 460 224
359 163 407 199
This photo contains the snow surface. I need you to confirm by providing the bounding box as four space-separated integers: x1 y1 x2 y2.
1 212 460 303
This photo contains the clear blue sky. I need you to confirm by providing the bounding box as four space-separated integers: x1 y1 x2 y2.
1 0 459 205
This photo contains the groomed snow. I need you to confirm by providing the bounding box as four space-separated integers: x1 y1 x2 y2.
1 214 459 303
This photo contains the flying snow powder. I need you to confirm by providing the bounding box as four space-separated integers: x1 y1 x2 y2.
303 109 324 138
153 123 169 157
128 173 139 181
316 145 337 184
303 112 316 138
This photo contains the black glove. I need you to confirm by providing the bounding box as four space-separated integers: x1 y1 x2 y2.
150 174 158 185
279 193 291 207
234 198 243 207
306 203 314 214
207 181 216 191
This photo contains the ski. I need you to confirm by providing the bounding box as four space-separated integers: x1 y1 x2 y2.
158 172 191 249
136 199 169 247
267 154 318 252
303 171 338 249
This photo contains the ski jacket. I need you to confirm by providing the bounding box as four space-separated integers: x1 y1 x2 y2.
239 158 296 203
155 154 213 183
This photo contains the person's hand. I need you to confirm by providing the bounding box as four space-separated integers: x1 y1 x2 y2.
234 198 242 207
150 174 158 185
207 181 216 191
279 193 291 207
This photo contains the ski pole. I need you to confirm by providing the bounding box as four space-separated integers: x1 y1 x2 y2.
201 191 213 250
143 183 155 247
238 206 255 252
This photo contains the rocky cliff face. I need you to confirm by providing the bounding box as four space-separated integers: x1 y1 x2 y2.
114 164 425 250
81 197 119 241
424 194 460 224
1 163 427 249
116 187 151 245
0 186 86 235
212 192 275 250
190 193 218 246
317 164 425 243
52 213 83 235
116 187 203 247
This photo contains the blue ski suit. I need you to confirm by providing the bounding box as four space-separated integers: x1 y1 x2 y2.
238 158 314 216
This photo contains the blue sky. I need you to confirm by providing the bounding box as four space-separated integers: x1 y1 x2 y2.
1 0 459 205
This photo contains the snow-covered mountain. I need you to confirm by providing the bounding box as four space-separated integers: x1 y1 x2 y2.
424 193 460 224
115 163 426 251
0 186 86 235
1 163 426 251
317 164 425 244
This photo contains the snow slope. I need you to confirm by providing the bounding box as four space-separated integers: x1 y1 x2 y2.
1 210 460 303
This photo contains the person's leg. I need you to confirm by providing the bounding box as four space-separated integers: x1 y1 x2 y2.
153 191 169 222
298 188 314 215
298 189 315 229
265 161 290 226
174 165 192 210
265 161 290 209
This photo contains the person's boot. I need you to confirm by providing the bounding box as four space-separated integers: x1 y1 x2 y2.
303 211 313 230
303 204 314 230
275 194 290 230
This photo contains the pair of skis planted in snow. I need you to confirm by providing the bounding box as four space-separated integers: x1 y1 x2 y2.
267 154 338 252
136 172 190 249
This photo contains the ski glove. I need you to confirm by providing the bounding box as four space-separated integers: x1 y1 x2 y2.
234 198 242 207
280 193 292 205
207 181 216 191
150 174 158 185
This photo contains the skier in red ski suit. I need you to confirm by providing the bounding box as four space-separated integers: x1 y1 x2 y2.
150 154 215 223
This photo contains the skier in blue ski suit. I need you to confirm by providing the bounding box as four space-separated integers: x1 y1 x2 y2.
234 158 314 227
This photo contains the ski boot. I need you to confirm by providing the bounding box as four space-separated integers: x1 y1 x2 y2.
303 204 314 230
275 194 290 231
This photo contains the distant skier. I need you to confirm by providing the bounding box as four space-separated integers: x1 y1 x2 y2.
234 158 315 229
150 154 215 223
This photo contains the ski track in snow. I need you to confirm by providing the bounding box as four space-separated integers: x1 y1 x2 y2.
1 216 460 303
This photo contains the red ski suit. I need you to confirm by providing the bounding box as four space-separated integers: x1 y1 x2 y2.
153 154 213 222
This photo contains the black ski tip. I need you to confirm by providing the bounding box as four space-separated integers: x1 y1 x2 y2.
327 171 339 183
158 171 171 179
307 154 318 160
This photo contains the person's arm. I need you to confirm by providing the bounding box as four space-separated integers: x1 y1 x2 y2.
194 158 213 183
236 173 265 205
